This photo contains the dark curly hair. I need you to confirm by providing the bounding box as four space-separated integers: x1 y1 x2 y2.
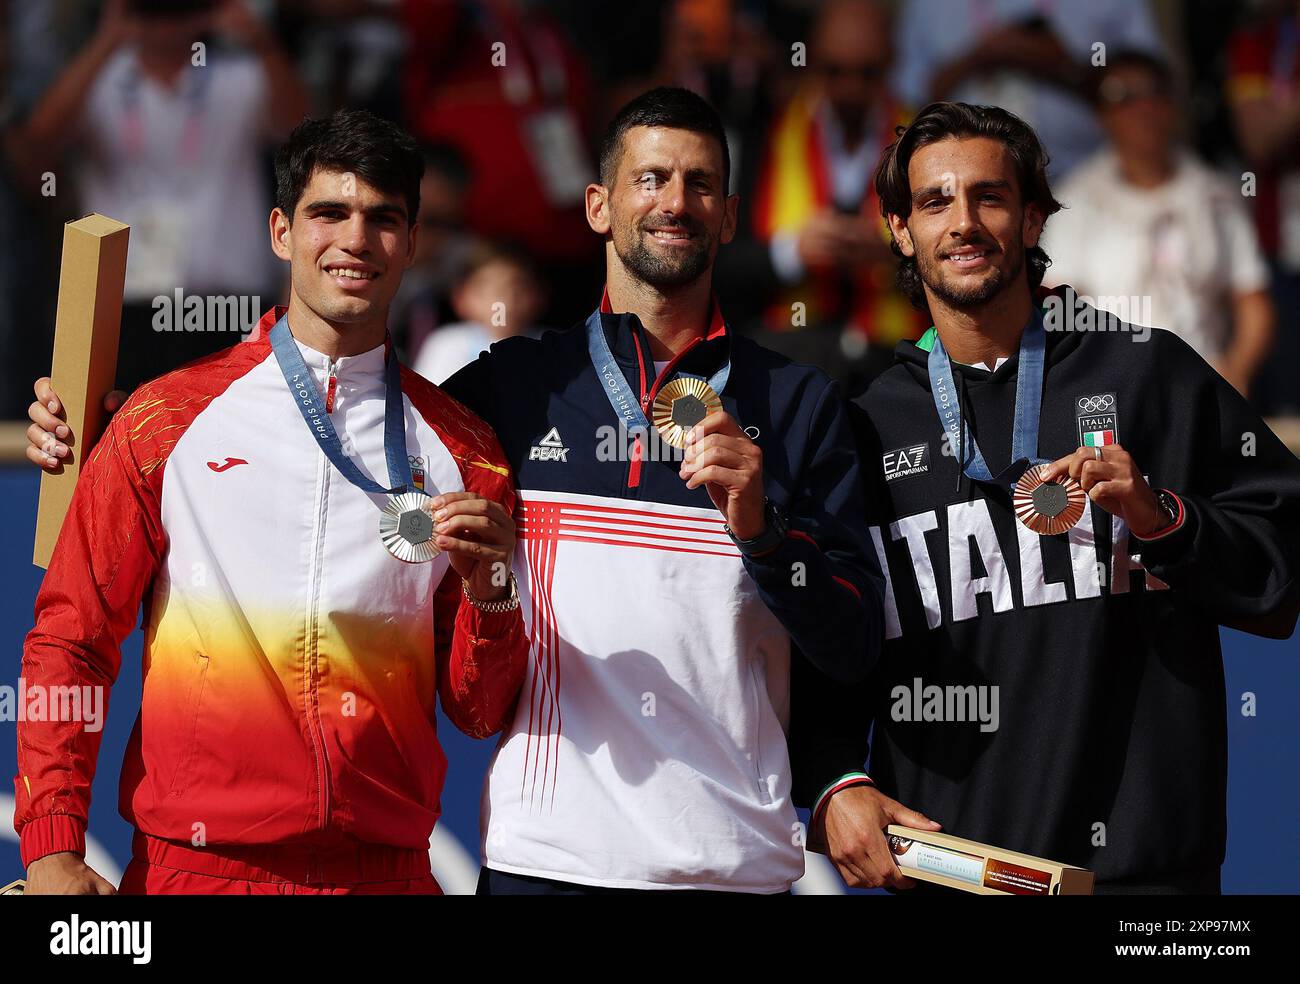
874 102 1062 311
275 110 424 227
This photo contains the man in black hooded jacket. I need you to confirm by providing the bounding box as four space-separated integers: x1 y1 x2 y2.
792 101 1300 894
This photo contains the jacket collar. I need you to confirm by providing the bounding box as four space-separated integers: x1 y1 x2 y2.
894 285 1086 385
594 287 731 402
251 305 390 379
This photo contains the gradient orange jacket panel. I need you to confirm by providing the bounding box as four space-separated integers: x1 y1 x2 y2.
14 308 527 867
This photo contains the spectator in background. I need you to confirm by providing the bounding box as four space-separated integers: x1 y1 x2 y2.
603 0 777 180
1042 51 1274 397
272 0 407 119
21 0 309 391
613 0 782 347
722 0 922 394
402 0 600 325
0 1 62 418
2 1 122 418
893 0 1164 179
412 240 544 384
1228 2 1300 414
388 140 473 359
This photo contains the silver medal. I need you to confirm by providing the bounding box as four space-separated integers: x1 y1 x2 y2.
380 492 440 563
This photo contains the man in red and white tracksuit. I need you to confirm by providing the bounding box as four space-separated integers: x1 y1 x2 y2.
15 111 527 895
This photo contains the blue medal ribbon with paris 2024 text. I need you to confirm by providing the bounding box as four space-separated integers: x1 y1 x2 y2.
585 308 730 435
926 307 1048 489
269 315 419 496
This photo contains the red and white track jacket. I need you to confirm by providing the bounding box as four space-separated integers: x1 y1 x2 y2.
14 306 527 868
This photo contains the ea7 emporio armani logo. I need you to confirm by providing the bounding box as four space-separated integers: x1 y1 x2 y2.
529 427 569 462
883 443 929 483
207 457 249 473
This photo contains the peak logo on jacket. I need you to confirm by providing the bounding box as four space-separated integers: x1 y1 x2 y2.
529 427 569 462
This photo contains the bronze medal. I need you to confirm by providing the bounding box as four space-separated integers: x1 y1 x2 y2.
1013 464 1086 535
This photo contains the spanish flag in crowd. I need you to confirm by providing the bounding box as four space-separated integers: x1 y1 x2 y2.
752 89 925 348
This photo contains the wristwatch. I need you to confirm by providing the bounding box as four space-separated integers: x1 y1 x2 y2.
1152 490 1181 532
462 572 520 613
725 498 788 557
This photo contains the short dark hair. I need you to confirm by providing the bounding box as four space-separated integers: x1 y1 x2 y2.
598 87 731 190
274 110 424 226
874 102 1062 310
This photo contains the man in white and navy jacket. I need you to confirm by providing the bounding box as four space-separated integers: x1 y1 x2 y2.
441 88 887 894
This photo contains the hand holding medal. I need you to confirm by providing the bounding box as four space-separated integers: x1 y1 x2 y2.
652 377 722 449
1012 465 1086 535
928 308 1094 537
424 491 517 600
678 409 767 540
267 315 516 587
1038 444 1168 537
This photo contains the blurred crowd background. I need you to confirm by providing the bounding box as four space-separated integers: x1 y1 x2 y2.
2 0 1299 428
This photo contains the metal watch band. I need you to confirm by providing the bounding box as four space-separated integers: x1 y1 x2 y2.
462 572 520 613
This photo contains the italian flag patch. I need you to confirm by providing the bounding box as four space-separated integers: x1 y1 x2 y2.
1083 430 1114 447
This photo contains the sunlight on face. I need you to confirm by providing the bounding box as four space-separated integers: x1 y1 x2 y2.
896 137 1043 311
275 167 415 325
605 126 733 289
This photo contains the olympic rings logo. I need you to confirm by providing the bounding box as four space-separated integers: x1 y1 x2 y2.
1077 394 1115 413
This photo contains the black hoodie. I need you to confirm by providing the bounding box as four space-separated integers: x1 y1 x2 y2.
789 287 1300 889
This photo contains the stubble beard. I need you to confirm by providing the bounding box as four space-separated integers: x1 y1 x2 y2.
916 235 1025 311
614 215 714 290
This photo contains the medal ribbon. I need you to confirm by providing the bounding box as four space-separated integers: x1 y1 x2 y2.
585 309 730 432
270 315 418 496
926 307 1048 489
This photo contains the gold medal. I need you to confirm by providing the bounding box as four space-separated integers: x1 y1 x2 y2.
652 377 722 449
380 492 440 563
1014 464 1086 535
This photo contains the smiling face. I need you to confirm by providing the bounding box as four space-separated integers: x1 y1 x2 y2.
589 125 737 290
888 136 1044 311
270 166 416 327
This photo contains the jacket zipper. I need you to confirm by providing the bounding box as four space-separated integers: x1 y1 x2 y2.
302 357 336 842
627 331 650 490
325 362 338 413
